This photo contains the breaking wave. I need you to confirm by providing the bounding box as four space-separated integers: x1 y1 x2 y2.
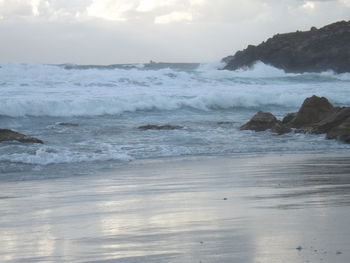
0 144 133 165
1 62 350 117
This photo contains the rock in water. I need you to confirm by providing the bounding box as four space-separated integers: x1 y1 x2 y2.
326 117 350 143
288 95 334 128
57 122 79 127
311 107 350 134
240 111 278 132
240 95 350 143
282 113 297 124
223 20 350 73
0 129 43 144
138 124 184 130
270 122 291 135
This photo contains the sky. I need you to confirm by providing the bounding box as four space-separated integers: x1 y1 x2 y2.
0 0 349 64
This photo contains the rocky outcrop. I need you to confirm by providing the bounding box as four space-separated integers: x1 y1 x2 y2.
311 107 350 134
270 122 292 135
286 95 335 128
138 124 184 130
217 121 236 125
326 117 350 143
223 20 350 73
57 122 79 127
0 129 43 144
240 111 291 134
240 111 278 131
241 95 350 143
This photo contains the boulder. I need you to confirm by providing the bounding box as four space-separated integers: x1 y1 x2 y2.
311 107 350 134
289 95 334 128
271 122 292 135
223 20 350 73
282 112 297 124
240 95 350 143
240 111 278 132
0 129 43 144
326 117 350 143
57 122 79 127
138 124 184 130
217 121 236 125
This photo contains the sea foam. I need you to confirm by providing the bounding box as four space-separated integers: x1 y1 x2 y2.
0 62 349 117
0 144 133 165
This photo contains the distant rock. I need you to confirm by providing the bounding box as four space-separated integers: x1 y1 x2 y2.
217 121 236 125
138 124 184 130
223 20 350 73
57 122 79 127
0 129 43 144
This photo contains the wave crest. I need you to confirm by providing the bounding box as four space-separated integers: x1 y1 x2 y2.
1 62 350 117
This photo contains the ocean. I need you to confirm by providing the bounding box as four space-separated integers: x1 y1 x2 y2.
1 61 350 181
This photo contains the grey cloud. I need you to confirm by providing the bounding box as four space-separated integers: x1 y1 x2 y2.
0 0 349 64
0 0 36 17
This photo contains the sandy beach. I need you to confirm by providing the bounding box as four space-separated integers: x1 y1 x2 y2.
0 152 349 263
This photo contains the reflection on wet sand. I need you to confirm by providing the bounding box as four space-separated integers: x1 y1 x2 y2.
0 153 349 262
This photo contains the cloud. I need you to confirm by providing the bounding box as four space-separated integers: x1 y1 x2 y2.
0 0 41 17
154 11 193 24
0 0 349 24
302 1 316 9
0 0 271 23
0 0 350 64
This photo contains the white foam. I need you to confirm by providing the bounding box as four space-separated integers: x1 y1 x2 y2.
232 61 293 78
0 145 133 165
1 62 349 117
197 60 227 71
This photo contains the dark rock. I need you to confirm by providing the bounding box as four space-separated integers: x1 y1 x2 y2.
240 111 278 132
282 113 297 124
240 95 350 143
57 122 79 127
289 95 334 128
217 121 236 125
223 20 350 73
0 129 43 144
326 117 350 143
138 124 184 130
311 107 350 134
271 122 292 135
294 127 312 134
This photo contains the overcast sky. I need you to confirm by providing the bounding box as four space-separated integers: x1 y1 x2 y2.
0 0 349 64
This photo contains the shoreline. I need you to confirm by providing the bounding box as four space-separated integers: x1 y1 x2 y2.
2 148 350 183
1 151 350 262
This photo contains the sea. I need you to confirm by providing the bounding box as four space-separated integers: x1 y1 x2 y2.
1 61 350 181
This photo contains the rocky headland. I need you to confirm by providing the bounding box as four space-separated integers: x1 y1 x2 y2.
241 95 350 143
223 20 350 73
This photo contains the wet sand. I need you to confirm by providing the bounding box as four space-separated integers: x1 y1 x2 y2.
0 153 350 262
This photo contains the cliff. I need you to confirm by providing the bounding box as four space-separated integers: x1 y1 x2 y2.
223 21 350 73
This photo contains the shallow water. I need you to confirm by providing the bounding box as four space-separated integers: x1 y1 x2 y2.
1 62 350 181
0 153 349 262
